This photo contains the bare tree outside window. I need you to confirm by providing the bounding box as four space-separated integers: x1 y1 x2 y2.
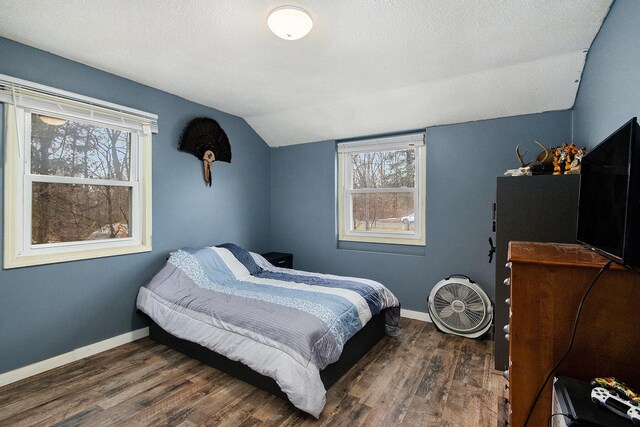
350 149 416 232
30 114 131 244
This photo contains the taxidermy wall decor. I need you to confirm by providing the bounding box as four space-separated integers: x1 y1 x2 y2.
179 117 232 186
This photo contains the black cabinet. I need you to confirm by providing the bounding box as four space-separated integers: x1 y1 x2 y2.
494 175 579 371
261 252 293 269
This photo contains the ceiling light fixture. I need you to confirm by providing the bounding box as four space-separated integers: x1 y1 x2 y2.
267 6 313 40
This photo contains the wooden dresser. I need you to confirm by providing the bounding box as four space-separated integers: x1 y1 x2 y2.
507 242 640 426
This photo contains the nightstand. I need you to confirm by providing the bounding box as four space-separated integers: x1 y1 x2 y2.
261 252 293 269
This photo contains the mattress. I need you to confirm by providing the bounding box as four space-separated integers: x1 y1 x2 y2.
136 244 400 417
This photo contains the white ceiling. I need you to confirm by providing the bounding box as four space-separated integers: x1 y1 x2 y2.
0 1 612 147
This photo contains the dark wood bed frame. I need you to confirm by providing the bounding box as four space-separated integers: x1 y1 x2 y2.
147 309 388 400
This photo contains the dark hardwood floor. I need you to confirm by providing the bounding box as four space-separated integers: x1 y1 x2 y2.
0 319 508 426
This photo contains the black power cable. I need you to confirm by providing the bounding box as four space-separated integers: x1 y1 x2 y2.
548 412 573 427
624 264 640 278
523 260 614 427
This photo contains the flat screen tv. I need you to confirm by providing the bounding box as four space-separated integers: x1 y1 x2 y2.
577 117 640 266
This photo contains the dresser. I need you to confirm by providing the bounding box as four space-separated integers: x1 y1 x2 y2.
506 242 640 426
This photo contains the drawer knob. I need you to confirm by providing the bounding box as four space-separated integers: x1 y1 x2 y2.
505 262 512 269
503 278 510 286
503 324 509 334
503 369 509 380
505 333 510 341
505 297 510 305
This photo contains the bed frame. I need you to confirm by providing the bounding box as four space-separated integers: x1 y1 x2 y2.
147 309 388 400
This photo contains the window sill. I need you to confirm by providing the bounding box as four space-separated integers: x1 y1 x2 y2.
337 240 425 256
3 243 151 269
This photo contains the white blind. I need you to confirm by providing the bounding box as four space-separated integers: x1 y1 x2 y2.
337 132 424 154
0 73 158 134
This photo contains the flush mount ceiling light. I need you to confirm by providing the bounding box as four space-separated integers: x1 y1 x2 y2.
267 6 313 40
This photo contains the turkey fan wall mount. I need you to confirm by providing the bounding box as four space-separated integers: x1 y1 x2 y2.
179 117 232 186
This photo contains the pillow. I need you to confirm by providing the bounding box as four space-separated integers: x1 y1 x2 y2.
216 243 263 276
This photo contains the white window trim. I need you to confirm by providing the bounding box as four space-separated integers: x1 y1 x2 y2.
4 104 153 269
0 73 158 133
337 133 426 246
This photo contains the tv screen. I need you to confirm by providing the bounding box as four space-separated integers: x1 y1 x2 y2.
577 117 640 265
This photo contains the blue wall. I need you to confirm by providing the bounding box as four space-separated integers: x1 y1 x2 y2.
0 38 271 373
6 10 612 373
270 111 572 311
573 0 640 148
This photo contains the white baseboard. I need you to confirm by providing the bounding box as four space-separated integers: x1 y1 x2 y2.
401 308 432 323
0 327 149 388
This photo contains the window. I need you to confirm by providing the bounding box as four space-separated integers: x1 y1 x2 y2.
338 132 426 246
2 76 156 268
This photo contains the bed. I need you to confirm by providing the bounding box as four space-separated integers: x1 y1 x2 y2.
136 243 400 417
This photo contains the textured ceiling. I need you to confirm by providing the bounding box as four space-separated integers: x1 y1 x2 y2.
0 1 612 147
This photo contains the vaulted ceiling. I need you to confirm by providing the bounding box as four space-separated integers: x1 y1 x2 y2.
0 1 612 147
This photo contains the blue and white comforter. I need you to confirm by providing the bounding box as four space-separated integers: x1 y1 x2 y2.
136 244 400 417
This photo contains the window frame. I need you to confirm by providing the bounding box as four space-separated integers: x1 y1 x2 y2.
4 104 153 268
337 133 426 246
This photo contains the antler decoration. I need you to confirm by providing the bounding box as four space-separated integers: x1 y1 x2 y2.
515 144 530 167
515 141 551 168
533 140 551 165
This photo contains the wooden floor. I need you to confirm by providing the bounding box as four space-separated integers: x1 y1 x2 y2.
0 319 508 426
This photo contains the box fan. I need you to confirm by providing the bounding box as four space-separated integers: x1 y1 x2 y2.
428 275 493 339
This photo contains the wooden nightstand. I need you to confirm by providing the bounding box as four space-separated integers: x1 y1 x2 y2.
261 252 293 269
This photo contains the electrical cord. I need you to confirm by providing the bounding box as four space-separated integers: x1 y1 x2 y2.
548 412 573 427
624 264 640 278
523 260 614 427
